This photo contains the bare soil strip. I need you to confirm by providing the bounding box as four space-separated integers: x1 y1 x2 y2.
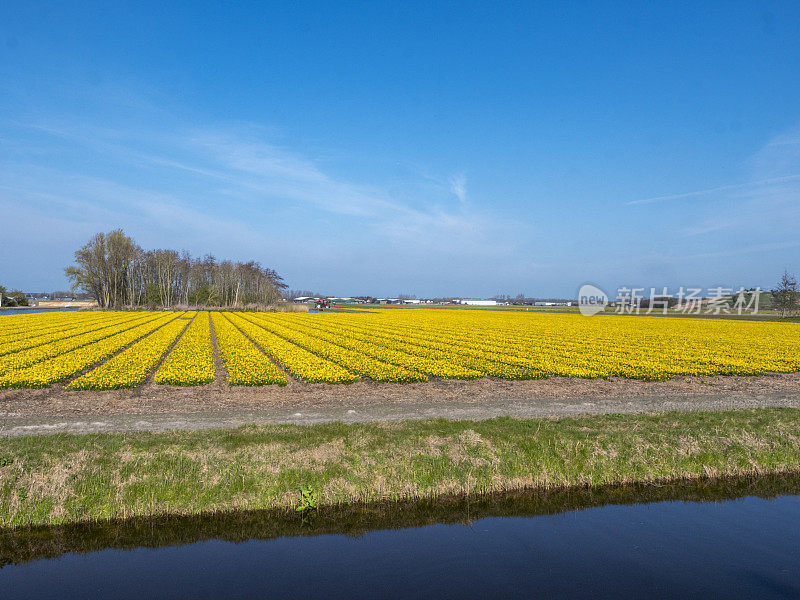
1 373 799 436
208 311 228 388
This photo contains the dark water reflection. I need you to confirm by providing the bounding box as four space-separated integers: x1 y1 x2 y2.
1 475 799 599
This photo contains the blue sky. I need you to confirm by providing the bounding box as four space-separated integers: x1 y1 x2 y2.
2 1 800 297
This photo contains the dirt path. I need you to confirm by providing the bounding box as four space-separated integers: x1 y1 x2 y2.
2 390 799 437
2 373 799 437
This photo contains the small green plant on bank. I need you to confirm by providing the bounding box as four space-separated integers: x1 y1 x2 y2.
296 486 318 512
0 456 13 467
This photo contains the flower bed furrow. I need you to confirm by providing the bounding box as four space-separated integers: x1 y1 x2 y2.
211 312 287 386
68 317 191 390
0 313 179 388
241 313 425 383
154 312 216 386
0 313 133 357
0 313 160 375
226 313 357 384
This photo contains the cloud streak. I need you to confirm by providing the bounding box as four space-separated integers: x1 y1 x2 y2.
11 119 484 233
628 174 800 205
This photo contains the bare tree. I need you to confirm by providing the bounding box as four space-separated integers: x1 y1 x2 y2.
65 229 140 308
773 271 799 317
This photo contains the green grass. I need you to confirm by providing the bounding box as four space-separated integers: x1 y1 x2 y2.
1 408 800 528
3 473 798 566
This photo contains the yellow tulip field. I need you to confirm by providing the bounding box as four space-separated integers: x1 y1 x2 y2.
0 308 798 389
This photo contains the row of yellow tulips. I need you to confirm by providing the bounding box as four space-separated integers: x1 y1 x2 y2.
211 312 287 386
154 312 215 386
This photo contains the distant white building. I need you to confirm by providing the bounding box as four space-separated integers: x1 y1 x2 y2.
459 299 499 306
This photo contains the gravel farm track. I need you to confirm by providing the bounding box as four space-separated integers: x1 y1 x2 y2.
2 372 799 437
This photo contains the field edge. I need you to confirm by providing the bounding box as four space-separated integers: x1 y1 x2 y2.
1 407 799 528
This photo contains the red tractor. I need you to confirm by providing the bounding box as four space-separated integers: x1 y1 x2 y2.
315 298 331 310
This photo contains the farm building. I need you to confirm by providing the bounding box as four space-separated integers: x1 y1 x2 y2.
458 299 500 306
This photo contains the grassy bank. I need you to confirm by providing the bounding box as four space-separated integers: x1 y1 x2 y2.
1 408 799 528
4 474 799 566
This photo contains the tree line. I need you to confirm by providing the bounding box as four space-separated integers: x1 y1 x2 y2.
0 286 29 307
64 229 287 309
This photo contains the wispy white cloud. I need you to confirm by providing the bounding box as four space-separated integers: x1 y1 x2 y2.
627 122 800 267
679 221 732 237
627 173 800 205
1 104 525 294
11 118 491 232
0 169 269 251
675 240 800 262
449 173 467 203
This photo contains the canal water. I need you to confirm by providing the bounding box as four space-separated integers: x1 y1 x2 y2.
1 479 798 599
0 307 81 316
